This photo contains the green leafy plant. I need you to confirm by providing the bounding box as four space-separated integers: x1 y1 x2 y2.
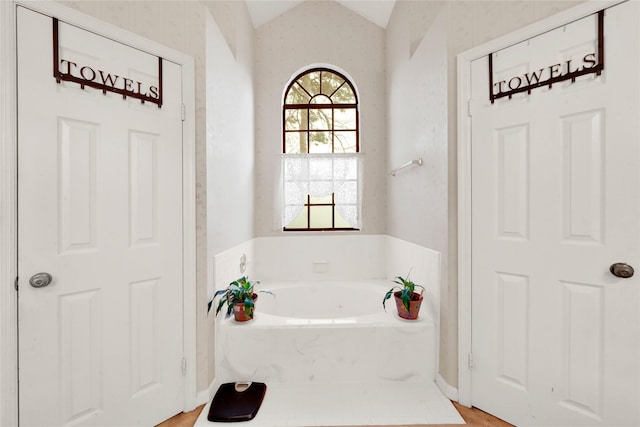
383 275 426 312
213 276 273 319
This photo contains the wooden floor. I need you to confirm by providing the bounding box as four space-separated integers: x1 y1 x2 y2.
156 401 514 427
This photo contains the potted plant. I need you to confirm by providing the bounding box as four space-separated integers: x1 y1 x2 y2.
382 275 425 320
213 276 272 322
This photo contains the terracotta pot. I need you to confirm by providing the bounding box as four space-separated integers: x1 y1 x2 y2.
393 291 423 320
233 293 258 322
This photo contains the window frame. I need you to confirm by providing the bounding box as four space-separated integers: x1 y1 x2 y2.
282 67 360 232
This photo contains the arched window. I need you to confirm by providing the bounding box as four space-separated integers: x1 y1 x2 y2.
282 68 361 231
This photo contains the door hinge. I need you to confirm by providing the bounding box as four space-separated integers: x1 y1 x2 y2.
14 276 18 291
181 358 187 376
467 99 473 117
181 103 185 121
468 352 474 370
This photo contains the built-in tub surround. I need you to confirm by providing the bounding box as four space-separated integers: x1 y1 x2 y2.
211 235 442 381
216 280 436 385
206 236 461 426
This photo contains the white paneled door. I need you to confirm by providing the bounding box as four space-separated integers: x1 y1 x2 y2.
17 7 184 427
470 2 639 426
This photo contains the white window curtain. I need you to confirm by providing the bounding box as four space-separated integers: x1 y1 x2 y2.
282 153 363 229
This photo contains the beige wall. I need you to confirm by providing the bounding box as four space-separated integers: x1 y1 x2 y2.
385 0 451 387
385 0 583 388
206 3 255 259
253 0 387 236
205 3 255 382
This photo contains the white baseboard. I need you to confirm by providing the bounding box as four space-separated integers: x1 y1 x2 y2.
436 373 459 402
196 379 217 407
196 390 209 406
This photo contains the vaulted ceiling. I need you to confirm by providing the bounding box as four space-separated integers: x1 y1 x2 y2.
245 0 396 29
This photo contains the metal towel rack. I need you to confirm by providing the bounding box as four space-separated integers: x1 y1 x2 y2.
388 158 423 176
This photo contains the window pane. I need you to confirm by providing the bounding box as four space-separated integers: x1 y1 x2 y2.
309 132 331 153
285 83 310 104
333 131 357 153
334 206 354 228
331 84 356 104
297 72 321 96
310 194 332 204
337 181 358 203
284 109 308 131
334 108 356 130
309 179 332 196
310 205 333 229
286 205 308 229
310 95 331 104
321 71 345 96
309 132 332 153
309 109 332 130
285 132 308 153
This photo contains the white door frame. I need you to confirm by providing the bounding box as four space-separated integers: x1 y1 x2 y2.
456 0 627 408
0 1 198 424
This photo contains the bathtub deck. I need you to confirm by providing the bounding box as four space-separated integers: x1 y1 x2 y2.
194 381 465 427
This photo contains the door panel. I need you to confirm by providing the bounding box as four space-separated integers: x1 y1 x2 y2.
17 7 184 426
471 3 639 425
560 110 603 244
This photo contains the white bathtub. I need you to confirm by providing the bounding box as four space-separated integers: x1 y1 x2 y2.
215 280 436 384
257 280 398 321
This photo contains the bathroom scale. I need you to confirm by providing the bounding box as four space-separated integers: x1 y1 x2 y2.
207 382 267 422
